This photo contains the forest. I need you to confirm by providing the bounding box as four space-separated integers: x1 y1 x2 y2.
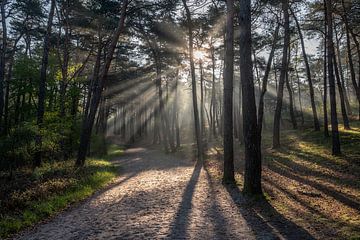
0 0 359 239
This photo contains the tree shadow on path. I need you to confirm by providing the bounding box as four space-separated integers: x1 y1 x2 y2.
168 161 202 239
224 184 316 240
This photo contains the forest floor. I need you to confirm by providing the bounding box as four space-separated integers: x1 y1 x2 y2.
5 122 360 240
205 121 360 240
12 145 317 240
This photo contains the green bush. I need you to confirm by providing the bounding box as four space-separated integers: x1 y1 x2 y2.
0 123 37 172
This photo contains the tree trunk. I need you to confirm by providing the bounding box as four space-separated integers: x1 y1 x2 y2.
182 0 203 162
33 0 56 168
222 0 235 183
76 0 128 166
292 9 320 131
0 0 7 133
273 0 290 149
258 24 279 134
326 0 341 155
323 3 330 137
341 0 360 115
239 0 262 195
333 51 350 129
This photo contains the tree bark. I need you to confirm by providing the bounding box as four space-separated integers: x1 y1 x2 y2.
258 24 279 134
222 0 235 183
0 0 7 133
326 0 341 155
182 0 203 162
239 0 262 195
292 9 320 131
273 0 290 149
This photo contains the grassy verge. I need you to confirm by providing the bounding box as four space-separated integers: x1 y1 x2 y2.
0 144 123 238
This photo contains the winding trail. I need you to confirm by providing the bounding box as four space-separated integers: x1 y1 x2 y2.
14 147 315 240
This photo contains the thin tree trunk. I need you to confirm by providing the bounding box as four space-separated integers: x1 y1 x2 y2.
223 0 235 183
0 0 7 133
292 9 320 130
76 0 128 166
341 0 360 114
334 50 350 129
258 24 279 134
323 3 330 137
326 0 341 155
182 0 203 162
34 0 56 167
273 0 290 149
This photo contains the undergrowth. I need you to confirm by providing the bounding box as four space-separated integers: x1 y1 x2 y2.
0 144 123 238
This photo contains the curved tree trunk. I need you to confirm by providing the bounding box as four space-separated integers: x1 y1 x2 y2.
292 9 320 131
258 24 279 134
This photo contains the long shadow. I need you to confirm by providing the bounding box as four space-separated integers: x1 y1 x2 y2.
168 161 202 239
203 168 232 238
269 151 360 191
225 184 315 240
268 159 360 211
262 177 360 238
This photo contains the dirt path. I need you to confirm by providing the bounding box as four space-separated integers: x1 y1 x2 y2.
13 147 315 240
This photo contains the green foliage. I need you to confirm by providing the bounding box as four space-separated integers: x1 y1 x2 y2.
0 123 37 171
0 154 120 238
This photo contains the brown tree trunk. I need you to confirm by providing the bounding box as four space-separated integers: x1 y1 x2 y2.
239 0 262 195
292 9 320 131
0 0 7 133
341 0 360 115
76 0 128 166
258 24 279 134
333 51 350 129
323 2 330 137
182 0 203 162
222 0 235 183
273 0 290 149
326 0 341 155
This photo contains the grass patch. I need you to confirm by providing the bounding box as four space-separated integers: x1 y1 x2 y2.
0 145 123 238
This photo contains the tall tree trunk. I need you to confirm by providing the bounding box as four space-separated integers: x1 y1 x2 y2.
294 42 304 125
76 0 128 166
333 50 350 129
326 0 341 155
223 0 235 183
0 0 7 133
258 24 279 134
200 61 205 139
292 9 320 131
33 0 56 167
341 0 360 115
286 65 297 129
239 0 262 195
210 44 217 137
334 27 352 115
323 2 330 137
290 9 320 131
182 0 203 162
273 0 290 149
